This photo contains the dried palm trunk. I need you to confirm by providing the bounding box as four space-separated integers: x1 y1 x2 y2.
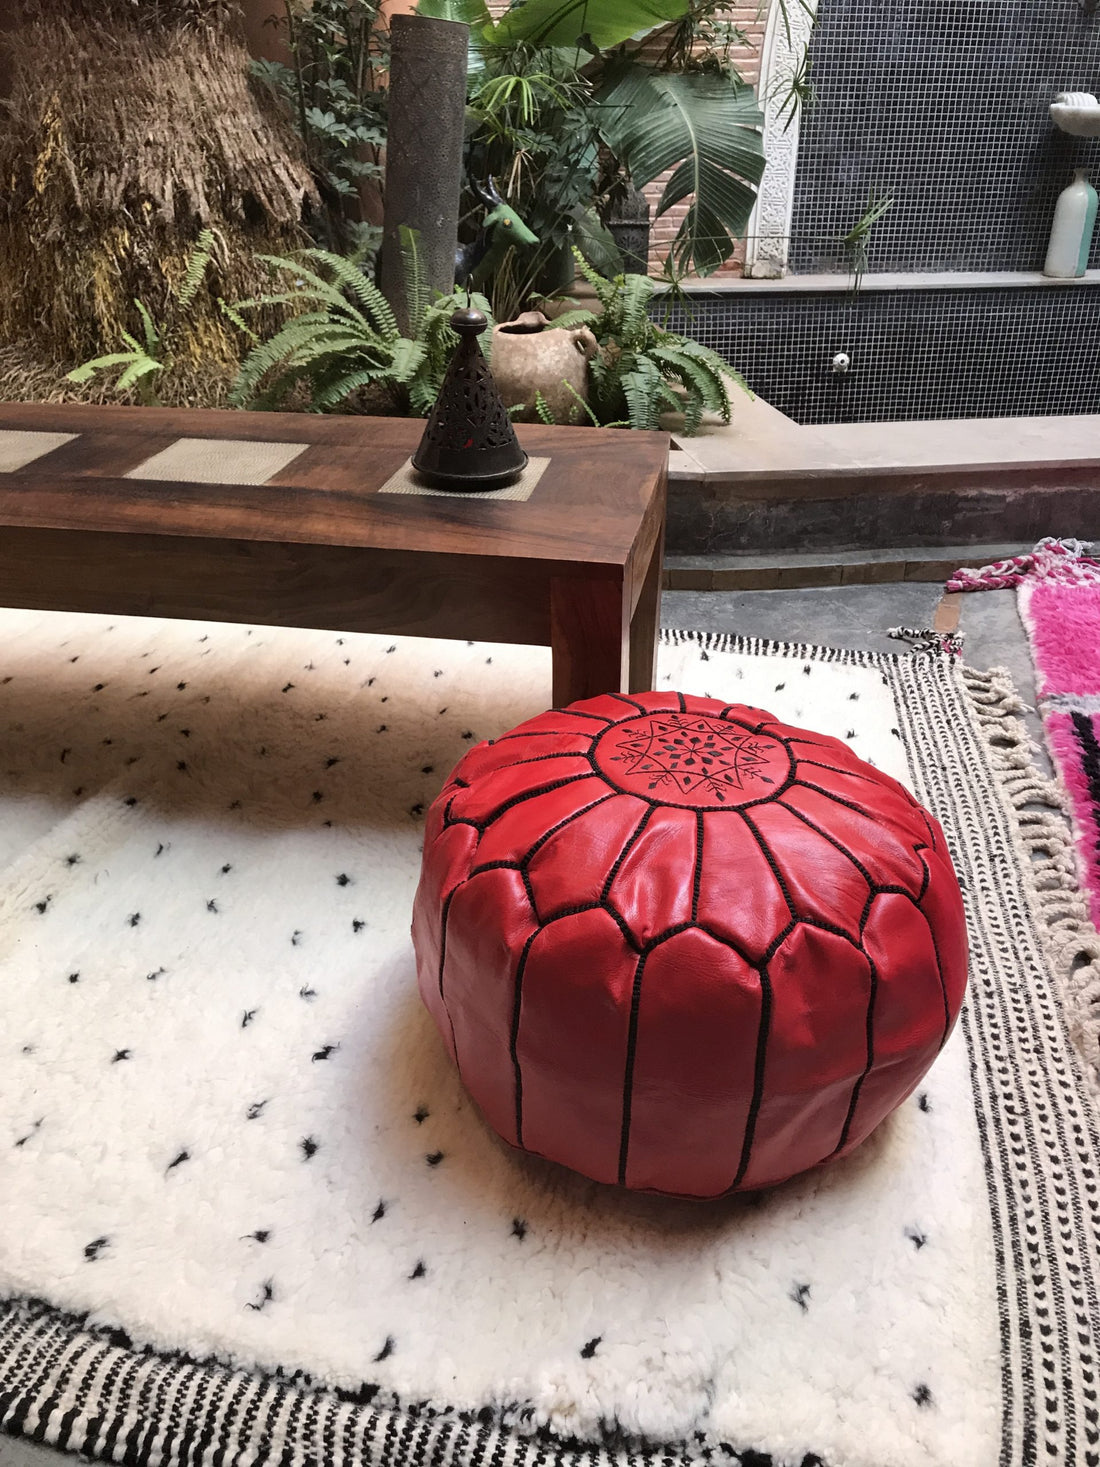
0 0 316 373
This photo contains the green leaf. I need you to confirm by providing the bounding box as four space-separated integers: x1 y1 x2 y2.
389 337 428 383
312 368 393 411
569 206 623 280
177 228 216 309
533 389 556 425
65 353 143 384
598 68 764 276
417 0 492 72
491 0 688 49
115 358 165 394
133 299 161 356
416 0 491 24
398 226 432 338
296 248 400 339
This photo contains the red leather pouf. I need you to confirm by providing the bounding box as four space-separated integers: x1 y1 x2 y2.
412 692 968 1198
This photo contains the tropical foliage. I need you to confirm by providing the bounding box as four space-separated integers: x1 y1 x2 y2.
66 231 224 406
548 250 746 433
227 238 493 416
250 0 387 258
417 0 765 306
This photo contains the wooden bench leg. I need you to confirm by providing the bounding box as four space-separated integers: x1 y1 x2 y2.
550 574 629 708
628 530 663 694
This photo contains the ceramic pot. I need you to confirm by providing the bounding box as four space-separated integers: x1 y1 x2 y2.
490 311 599 424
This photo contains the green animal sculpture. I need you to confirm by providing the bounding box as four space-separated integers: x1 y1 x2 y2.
455 178 540 292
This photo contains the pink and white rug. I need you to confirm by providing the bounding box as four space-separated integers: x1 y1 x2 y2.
949 539 1100 932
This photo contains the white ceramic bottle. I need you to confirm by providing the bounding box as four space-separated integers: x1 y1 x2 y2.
1044 168 1098 278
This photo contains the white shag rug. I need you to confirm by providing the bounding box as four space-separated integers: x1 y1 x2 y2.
0 612 1097 1467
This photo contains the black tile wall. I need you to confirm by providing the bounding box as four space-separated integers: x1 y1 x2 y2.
661 284 1100 422
788 0 1100 274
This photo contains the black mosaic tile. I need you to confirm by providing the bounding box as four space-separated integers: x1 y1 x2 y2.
788 0 1100 274
661 284 1100 422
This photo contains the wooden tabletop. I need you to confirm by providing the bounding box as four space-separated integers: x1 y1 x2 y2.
0 404 668 570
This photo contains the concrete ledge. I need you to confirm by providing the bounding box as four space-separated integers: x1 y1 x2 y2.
667 391 1100 554
661 544 1031 591
656 270 1100 295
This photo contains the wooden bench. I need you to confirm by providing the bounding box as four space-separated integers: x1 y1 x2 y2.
0 404 667 707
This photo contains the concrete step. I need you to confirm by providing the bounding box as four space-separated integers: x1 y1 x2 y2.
661 543 1028 592
666 394 1100 555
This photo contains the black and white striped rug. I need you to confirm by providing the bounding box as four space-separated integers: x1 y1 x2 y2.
0 612 1097 1467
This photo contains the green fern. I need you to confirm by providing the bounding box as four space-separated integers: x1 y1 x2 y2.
65 228 222 406
399 226 432 340
568 247 745 434
533 389 556 425
177 228 218 309
226 245 494 415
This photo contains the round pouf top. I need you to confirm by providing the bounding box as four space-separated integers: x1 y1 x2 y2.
412 691 968 1198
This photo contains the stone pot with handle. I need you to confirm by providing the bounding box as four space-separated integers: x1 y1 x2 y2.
490 311 599 424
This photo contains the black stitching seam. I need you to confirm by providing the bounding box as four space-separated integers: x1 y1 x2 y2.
796 757 887 789
729 966 774 1191
435 889 461 1068
797 779 885 820
618 945 651 1185
443 772 597 833
738 808 798 921
829 949 880 1159
778 800 876 889
510 930 539 1148
600 804 656 904
607 693 649 715
691 812 704 925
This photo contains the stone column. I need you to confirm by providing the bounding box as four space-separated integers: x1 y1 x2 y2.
380 14 468 333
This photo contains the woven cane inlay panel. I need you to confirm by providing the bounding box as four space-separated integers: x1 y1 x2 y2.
0 430 77 473
126 438 308 486
379 456 549 502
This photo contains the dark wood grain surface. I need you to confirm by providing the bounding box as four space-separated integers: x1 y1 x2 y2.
0 404 667 567
0 403 668 703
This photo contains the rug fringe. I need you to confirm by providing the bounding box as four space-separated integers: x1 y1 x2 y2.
963 663 1100 1098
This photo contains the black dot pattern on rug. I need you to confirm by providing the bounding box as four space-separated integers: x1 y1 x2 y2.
247 1279 274 1312
6 621 1092 1467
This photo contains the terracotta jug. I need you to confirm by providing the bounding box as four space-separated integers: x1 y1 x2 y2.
490 311 599 424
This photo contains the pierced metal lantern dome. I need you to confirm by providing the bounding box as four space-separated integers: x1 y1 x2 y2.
411 303 528 491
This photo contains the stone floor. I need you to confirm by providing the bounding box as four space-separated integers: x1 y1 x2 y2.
665 581 1033 699
0 580 1038 1467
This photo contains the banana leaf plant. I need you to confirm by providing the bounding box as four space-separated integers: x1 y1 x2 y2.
417 0 765 284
